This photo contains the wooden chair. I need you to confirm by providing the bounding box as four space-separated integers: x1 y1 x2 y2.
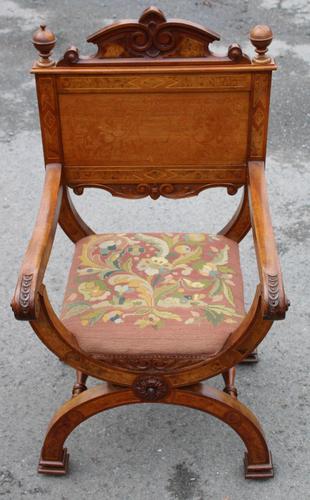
12 7 289 478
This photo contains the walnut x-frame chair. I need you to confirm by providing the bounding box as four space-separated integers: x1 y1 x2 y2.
12 7 289 479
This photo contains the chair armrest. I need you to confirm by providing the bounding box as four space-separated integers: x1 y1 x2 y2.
248 161 289 320
11 163 63 320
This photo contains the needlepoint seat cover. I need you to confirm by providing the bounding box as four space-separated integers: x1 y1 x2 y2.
61 232 245 361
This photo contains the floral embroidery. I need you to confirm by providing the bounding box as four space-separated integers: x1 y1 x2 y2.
62 233 243 330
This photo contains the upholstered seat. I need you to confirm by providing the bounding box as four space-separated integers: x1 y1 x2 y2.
61 233 245 364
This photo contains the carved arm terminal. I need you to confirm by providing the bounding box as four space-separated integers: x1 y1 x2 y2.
248 161 289 320
11 163 62 320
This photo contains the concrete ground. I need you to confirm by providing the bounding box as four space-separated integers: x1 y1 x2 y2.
0 0 309 499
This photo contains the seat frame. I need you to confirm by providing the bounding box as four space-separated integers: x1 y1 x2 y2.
12 8 289 479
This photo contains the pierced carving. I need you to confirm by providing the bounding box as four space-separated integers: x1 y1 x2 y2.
71 183 241 200
19 274 33 315
133 375 169 401
121 183 179 199
56 7 251 66
266 274 280 313
87 7 219 59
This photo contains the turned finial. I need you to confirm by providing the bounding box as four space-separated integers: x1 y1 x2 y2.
32 24 56 67
249 25 273 64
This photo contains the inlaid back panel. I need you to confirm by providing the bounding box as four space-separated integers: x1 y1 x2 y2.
58 73 251 167
33 7 275 198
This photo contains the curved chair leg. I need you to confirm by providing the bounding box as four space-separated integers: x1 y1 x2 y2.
38 382 273 478
175 384 273 479
38 384 135 474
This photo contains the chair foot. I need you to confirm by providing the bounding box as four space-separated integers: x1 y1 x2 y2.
38 447 69 475
176 384 274 479
38 383 133 475
244 450 273 479
240 349 259 364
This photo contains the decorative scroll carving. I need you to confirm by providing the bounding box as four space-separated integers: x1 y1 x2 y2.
37 77 61 162
88 7 219 59
56 7 251 66
250 73 270 158
93 355 208 373
133 375 169 401
19 274 33 315
72 182 241 200
266 274 280 313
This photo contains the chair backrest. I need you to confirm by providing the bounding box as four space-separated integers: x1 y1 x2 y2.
32 7 276 199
